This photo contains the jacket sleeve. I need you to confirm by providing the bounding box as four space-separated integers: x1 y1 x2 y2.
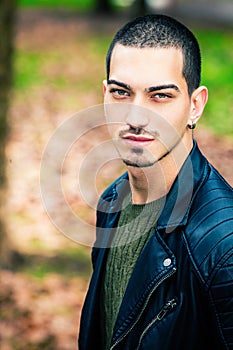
209 247 233 349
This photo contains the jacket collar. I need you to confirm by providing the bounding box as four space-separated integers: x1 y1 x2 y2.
157 140 208 231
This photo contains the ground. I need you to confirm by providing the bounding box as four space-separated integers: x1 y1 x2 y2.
1 9 233 350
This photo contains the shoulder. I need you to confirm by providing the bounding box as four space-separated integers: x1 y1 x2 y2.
97 171 129 211
93 172 129 250
183 163 233 287
190 162 233 223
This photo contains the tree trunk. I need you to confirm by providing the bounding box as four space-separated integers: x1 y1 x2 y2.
0 0 17 267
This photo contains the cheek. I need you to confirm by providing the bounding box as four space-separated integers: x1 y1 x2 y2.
147 109 189 143
106 122 121 141
161 102 190 127
104 101 130 125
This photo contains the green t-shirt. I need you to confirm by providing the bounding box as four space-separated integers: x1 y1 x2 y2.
101 194 164 349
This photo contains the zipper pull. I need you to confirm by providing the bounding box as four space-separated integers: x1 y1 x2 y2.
157 299 177 321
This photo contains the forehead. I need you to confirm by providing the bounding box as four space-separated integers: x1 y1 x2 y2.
109 44 185 88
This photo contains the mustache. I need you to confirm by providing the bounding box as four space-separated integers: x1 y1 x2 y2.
119 126 160 138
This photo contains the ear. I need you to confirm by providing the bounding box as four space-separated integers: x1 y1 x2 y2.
103 79 107 95
188 86 208 127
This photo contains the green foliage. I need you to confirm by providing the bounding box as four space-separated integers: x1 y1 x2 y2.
13 50 67 91
196 29 233 136
19 0 95 10
18 247 92 279
13 51 45 90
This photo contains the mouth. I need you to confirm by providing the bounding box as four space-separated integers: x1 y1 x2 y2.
121 134 154 147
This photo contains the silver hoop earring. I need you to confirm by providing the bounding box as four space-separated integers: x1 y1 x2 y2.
188 122 196 130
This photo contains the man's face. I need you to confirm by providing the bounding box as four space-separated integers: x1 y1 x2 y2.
103 44 193 168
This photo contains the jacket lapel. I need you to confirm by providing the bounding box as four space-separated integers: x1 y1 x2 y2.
112 229 176 345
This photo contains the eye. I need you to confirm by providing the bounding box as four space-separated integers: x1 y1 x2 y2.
109 88 130 98
151 93 172 100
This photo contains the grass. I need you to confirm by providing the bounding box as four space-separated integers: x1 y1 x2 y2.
13 51 48 91
196 29 233 136
17 246 92 279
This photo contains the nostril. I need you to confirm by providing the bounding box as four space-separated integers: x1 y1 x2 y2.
135 127 141 135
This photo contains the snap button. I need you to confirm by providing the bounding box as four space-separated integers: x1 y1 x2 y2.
163 258 172 267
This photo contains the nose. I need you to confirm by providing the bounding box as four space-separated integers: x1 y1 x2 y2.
125 105 149 129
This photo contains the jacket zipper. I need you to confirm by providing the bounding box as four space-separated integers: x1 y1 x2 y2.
135 298 177 350
110 267 177 350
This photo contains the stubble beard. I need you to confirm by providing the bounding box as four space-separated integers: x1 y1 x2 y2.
122 147 158 168
115 124 187 169
121 133 185 168
117 127 161 168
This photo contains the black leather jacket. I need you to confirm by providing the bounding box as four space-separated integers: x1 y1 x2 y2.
79 141 233 350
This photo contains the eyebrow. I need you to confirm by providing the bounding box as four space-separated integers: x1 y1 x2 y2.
146 84 180 93
107 79 131 91
107 79 180 93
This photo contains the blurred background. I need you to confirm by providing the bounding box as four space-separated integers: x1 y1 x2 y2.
0 0 233 349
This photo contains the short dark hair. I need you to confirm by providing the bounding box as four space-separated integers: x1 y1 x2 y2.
106 14 201 96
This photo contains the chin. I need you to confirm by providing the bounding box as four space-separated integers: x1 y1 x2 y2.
121 147 172 167
122 156 157 168
123 161 155 168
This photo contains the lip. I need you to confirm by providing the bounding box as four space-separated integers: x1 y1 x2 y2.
122 134 154 147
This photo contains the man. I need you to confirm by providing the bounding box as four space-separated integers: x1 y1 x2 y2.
79 14 233 350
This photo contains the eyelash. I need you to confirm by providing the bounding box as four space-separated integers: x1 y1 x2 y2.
151 93 172 99
109 88 172 101
109 88 129 97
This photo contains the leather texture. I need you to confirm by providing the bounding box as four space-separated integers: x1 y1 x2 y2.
79 141 233 350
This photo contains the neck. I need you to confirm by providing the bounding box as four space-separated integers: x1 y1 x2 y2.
128 137 193 204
